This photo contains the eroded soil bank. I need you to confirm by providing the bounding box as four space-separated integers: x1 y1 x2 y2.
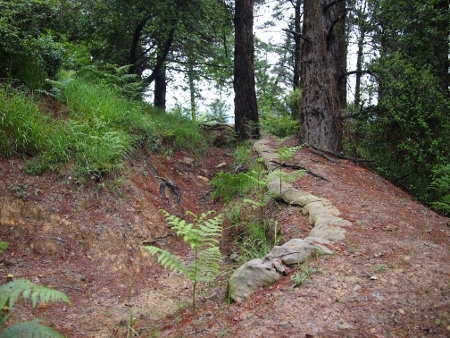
1 136 449 337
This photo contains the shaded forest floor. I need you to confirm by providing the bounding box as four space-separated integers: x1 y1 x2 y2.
1 135 449 337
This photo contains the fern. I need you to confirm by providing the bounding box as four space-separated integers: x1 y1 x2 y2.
277 145 304 162
0 279 70 310
142 210 223 313
0 279 70 337
0 319 64 338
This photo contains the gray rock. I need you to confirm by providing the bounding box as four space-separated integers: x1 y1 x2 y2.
309 224 347 242
268 238 333 266
228 257 283 302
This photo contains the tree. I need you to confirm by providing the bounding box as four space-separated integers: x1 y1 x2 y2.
351 0 450 203
58 0 233 110
0 0 65 88
299 0 347 151
234 0 260 139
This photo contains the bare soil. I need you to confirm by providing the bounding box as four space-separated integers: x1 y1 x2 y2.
1 135 449 338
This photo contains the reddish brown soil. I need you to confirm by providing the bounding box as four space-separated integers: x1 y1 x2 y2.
1 135 449 338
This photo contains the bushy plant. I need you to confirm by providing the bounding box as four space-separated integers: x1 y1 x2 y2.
237 219 280 261
0 1 65 89
355 54 450 205
143 210 223 313
429 164 450 216
209 169 268 204
0 87 52 157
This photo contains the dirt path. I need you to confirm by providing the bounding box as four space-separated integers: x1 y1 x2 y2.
1 137 449 337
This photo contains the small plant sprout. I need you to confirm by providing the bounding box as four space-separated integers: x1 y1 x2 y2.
292 264 322 288
143 210 223 313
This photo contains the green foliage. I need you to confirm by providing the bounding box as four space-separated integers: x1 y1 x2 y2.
143 210 223 313
0 320 65 338
209 169 268 204
0 279 70 337
0 87 51 157
237 219 280 261
355 55 450 204
233 143 254 165
429 164 450 216
276 145 304 162
0 0 65 88
1 73 207 183
292 264 322 288
260 114 299 138
0 242 7 254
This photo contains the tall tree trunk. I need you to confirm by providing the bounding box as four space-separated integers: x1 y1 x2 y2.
354 26 365 107
292 0 302 90
187 56 197 120
234 0 259 140
299 0 346 151
354 0 368 107
154 62 166 110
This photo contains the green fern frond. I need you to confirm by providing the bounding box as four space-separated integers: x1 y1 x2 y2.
149 209 224 313
0 279 70 310
0 319 64 338
267 169 305 183
142 246 188 276
196 247 222 282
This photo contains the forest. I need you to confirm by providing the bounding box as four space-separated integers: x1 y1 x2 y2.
0 0 450 336
0 0 449 215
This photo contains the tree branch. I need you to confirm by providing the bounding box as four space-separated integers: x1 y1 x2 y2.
322 0 346 13
327 11 348 39
283 28 310 43
269 160 329 182
310 145 375 163
143 29 175 85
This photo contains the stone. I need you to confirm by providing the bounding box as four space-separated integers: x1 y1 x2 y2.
314 214 352 228
267 238 333 266
228 257 283 302
309 223 347 242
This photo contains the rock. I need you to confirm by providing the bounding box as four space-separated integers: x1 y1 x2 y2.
216 162 227 169
228 257 283 302
309 224 347 242
197 175 209 183
314 214 352 228
267 238 333 266
182 157 195 166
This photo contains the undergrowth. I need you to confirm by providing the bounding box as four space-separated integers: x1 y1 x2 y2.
210 142 303 262
0 74 206 183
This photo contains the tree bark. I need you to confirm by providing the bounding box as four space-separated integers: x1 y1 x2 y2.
299 0 346 151
234 0 259 140
292 0 302 90
154 62 166 110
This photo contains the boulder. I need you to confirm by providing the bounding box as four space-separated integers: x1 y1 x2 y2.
267 238 333 266
309 224 347 242
228 257 283 302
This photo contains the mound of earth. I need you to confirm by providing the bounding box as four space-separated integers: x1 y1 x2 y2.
1 135 449 337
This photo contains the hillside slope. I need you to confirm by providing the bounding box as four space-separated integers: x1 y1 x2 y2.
1 136 449 337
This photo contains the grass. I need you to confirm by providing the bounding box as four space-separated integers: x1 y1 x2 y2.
292 264 322 287
0 77 207 182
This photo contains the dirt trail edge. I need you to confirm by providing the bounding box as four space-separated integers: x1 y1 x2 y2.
1 136 450 337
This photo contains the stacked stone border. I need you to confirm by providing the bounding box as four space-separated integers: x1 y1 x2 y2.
228 139 352 302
